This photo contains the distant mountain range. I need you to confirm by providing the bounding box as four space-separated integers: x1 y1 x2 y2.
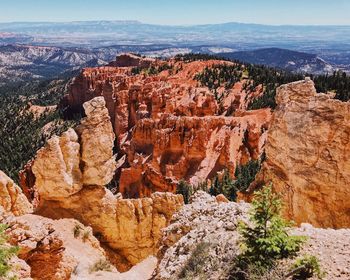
0 21 349 70
1 21 350 49
0 21 349 83
218 48 335 74
0 44 339 85
0 45 107 84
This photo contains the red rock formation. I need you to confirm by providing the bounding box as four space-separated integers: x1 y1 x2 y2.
120 110 270 197
61 54 271 198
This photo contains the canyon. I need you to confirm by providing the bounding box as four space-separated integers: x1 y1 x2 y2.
0 53 349 279
63 55 270 198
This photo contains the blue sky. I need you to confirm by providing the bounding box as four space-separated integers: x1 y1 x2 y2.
1 0 349 25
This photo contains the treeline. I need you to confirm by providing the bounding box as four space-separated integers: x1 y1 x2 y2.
312 71 350 101
174 53 230 62
0 78 77 182
179 53 350 109
195 64 243 91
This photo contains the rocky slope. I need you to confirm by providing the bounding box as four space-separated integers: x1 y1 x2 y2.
0 205 158 280
154 191 350 280
62 54 270 198
245 79 350 228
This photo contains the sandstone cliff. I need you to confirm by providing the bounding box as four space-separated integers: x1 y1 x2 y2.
246 79 350 228
32 96 116 200
62 54 271 197
21 96 183 270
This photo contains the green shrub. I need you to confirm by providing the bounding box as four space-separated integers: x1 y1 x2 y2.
231 185 306 279
290 255 325 280
0 224 19 278
179 242 211 279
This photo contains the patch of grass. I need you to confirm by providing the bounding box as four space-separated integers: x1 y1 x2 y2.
89 259 113 273
73 224 82 238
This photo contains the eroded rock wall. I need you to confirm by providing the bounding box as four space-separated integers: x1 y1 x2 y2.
62 54 270 197
120 110 270 197
248 79 350 228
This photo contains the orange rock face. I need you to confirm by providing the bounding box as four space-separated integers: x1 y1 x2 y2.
62 54 271 198
248 79 350 228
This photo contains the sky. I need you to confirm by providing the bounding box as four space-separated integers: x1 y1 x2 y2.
0 0 350 25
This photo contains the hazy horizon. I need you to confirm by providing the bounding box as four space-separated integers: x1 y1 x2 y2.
1 20 350 27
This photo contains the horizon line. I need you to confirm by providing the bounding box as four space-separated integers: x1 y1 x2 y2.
0 20 350 27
